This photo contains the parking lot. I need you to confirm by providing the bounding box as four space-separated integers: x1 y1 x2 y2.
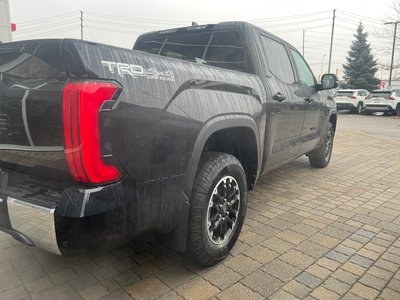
1 112 400 300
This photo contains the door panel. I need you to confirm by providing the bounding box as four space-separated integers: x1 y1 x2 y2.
259 35 306 170
301 88 323 154
289 49 323 154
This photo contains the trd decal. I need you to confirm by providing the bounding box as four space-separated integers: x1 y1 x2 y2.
101 60 175 81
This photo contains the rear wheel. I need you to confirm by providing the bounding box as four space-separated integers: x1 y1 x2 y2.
308 122 334 168
394 104 400 116
185 152 247 267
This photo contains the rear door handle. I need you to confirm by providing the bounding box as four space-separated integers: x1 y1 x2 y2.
272 92 286 102
304 96 313 103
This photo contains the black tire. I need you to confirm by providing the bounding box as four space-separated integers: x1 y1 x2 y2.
185 152 247 267
308 122 334 168
357 102 363 114
393 105 399 116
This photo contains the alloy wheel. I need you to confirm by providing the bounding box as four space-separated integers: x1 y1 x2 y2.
207 176 240 245
325 129 333 160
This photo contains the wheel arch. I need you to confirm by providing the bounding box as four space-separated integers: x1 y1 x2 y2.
159 115 261 253
183 115 261 199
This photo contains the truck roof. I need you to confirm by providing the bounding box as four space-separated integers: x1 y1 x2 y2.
135 21 296 52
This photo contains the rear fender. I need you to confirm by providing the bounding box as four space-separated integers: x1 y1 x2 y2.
163 115 260 252
184 115 261 198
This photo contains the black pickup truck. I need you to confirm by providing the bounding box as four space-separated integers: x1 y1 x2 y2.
0 21 338 266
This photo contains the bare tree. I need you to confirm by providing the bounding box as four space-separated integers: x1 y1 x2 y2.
390 0 400 19
377 1 400 77
379 1 400 40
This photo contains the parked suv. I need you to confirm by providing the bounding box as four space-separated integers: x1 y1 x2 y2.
364 89 400 115
334 89 369 114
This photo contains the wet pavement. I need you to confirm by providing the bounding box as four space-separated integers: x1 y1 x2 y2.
0 113 399 300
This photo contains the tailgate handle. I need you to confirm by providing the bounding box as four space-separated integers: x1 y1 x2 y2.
272 92 286 102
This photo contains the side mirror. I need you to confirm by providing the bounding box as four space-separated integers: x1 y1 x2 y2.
320 73 338 90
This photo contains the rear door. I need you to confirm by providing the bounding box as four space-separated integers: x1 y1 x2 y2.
258 34 306 170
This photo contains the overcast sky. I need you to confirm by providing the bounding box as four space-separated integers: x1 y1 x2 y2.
9 0 398 79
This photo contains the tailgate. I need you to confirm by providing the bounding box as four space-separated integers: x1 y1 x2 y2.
0 40 71 184
0 39 124 188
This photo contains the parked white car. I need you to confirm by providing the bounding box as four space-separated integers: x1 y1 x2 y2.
334 89 370 114
364 89 400 116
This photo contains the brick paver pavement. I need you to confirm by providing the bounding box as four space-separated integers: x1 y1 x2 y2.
1 115 400 299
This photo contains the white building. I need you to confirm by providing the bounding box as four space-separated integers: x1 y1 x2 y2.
0 0 12 43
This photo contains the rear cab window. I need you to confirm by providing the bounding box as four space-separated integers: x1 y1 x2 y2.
134 29 251 73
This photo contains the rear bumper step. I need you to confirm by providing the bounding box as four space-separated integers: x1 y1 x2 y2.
0 168 132 254
6 196 61 255
0 224 34 247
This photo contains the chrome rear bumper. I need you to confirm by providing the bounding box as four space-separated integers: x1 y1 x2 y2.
6 197 61 255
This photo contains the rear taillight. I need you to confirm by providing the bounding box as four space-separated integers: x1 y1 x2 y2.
385 96 396 100
350 96 357 99
365 96 371 100
63 81 121 184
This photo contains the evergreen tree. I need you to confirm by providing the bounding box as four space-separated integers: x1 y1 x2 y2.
342 23 380 91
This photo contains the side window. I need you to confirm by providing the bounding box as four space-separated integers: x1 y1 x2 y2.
290 49 316 88
259 35 295 84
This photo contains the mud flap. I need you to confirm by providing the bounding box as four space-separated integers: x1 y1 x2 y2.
156 194 190 252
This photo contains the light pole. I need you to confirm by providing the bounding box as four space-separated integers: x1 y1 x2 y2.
328 9 336 73
384 21 400 87
321 54 326 78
